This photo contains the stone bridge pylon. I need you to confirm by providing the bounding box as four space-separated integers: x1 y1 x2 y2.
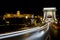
42 7 58 23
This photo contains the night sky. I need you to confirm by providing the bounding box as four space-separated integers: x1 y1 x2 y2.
0 0 59 17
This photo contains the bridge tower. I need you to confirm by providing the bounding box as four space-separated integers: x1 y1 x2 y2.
42 7 58 23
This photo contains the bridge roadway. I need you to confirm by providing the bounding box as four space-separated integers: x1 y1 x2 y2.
0 22 50 40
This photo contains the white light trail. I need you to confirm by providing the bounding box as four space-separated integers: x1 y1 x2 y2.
0 22 49 39
25 23 49 40
0 27 40 39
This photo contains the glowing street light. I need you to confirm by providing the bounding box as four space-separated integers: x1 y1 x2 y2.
26 16 28 19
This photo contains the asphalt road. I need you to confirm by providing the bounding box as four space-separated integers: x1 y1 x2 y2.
0 24 49 40
2 30 49 40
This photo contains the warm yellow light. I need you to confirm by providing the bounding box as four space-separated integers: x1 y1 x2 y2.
55 19 57 20
3 17 5 20
43 19 44 20
40 17 42 20
17 11 20 16
6 21 9 23
55 22 57 24
7 14 10 17
17 11 20 14
26 16 28 19
35 16 37 18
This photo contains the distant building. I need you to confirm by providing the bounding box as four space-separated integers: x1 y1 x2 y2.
3 11 33 19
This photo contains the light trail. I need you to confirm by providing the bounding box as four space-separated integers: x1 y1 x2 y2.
25 23 49 40
0 23 49 39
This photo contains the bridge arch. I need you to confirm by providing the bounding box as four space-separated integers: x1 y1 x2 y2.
42 7 58 24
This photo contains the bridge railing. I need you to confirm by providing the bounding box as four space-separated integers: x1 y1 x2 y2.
0 22 50 39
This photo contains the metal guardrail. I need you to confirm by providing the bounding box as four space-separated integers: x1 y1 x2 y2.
0 22 49 39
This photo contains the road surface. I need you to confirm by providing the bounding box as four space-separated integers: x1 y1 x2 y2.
0 23 50 40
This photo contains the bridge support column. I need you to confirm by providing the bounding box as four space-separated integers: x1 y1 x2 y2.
42 7 57 23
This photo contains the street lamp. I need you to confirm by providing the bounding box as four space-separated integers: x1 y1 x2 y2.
26 16 28 19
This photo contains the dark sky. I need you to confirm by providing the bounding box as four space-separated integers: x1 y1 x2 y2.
0 0 59 16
